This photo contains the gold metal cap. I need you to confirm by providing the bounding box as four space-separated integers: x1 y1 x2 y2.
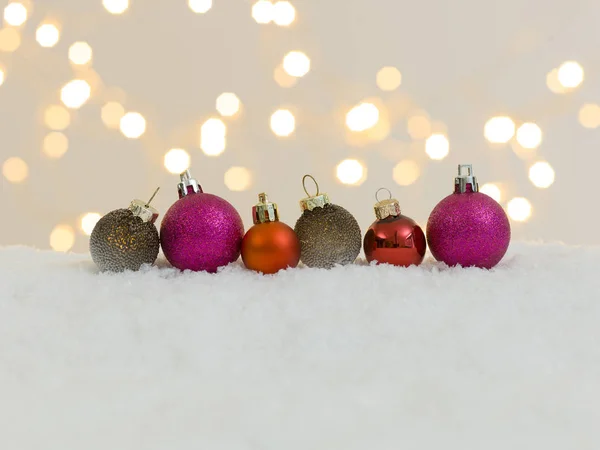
373 188 401 220
252 193 279 224
128 187 160 224
299 174 331 212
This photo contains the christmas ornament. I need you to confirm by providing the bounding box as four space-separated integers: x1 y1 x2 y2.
90 188 161 272
426 164 511 269
363 188 426 267
241 192 301 274
294 175 361 268
160 170 244 273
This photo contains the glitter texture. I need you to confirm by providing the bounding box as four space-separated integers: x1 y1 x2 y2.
160 192 244 273
294 203 361 269
89 209 160 272
426 189 511 269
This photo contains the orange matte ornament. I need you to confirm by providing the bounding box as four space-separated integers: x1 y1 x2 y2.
241 193 301 274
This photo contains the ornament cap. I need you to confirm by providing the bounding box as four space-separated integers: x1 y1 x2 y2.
299 174 331 211
374 188 401 220
454 164 479 193
177 170 203 198
129 187 160 224
252 192 280 224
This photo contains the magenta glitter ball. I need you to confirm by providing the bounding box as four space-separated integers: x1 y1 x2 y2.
160 171 244 273
426 165 511 269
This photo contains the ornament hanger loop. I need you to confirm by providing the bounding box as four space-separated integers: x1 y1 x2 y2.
375 187 392 203
302 174 320 197
146 187 160 207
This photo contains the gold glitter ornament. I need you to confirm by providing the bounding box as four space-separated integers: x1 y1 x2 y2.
294 175 362 268
89 188 161 272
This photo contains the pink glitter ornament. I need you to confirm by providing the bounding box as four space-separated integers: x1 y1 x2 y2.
160 170 244 273
426 164 510 269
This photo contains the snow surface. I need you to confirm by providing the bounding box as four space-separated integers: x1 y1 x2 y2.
1 243 599 449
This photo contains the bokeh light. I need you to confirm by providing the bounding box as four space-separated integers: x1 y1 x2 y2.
376 67 402 91
68 41 93 65
80 213 101 236
201 118 227 156
578 104 600 129
101 102 125 129
393 160 420 186
484 116 515 143
480 183 502 203
50 225 75 252
425 133 449 160
164 148 191 174
2 157 28 183
336 159 366 186
273 64 298 88
270 109 295 137
252 0 274 24
557 61 584 88
216 92 241 117
407 114 431 140
283 51 310 77
60 80 91 109
0 27 21 52
36 23 60 47
44 105 70 130
4 2 27 26
346 103 379 132
273 1 295 26
0 67 5 86
43 132 69 159
528 161 555 189
188 0 212 13
507 197 532 222
546 68 567 94
119 112 146 139
103 0 129 14
516 122 542 149
224 166 252 191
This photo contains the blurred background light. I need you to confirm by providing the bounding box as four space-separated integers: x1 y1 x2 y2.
578 104 600 129
2 157 28 183
252 0 274 24
336 159 366 185
224 166 252 191
119 112 146 139
201 118 227 156
484 116 515 143
425 133 449 160
346 103 379 132
283 51 310 77
516 122 542 149
528 161 555 188
44 105 70 130
80 213 101 236
164 148 191 174
188 0 212 13
42 132 69 159
216 92 241 117
270 109 295 136
0 27 21 52
480 183 502 202
101 102 125 129
273 64 297 88
4 2 27 26
557 61 584 89
60 80 91 109
49 225 75 252
546 68 568 94
36 23 60 48
68 42 93 65
507 197 532 222
407 113 431 140
103 0 129 15
273 1 295 26
376 66 402 91
0 67 5 86
392 160 420 186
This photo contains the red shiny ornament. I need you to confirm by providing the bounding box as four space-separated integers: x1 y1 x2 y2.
241 193 300 274
363 189 426 267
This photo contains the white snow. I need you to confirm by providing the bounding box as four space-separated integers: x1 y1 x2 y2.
1 243 599 449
